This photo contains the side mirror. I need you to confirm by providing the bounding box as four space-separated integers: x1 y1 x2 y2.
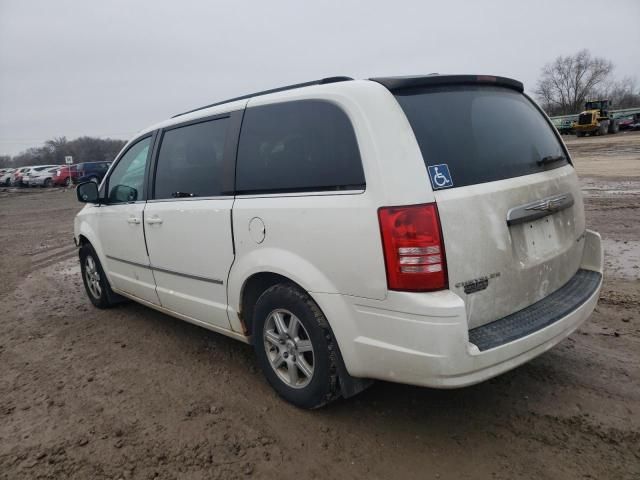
76 181 99 203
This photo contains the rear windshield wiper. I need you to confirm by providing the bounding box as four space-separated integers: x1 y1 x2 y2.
537 155 566 166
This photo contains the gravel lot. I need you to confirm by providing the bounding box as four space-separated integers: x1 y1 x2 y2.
1 132 639 480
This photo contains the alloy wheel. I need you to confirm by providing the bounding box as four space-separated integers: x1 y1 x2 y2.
84 255 102 299
263 309 315 388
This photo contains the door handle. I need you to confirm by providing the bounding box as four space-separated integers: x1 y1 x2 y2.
146 216 163 225
127 216 141 225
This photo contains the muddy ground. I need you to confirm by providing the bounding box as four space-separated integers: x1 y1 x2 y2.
1 132 639 480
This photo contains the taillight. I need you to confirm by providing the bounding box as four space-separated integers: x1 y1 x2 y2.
378 203 447 291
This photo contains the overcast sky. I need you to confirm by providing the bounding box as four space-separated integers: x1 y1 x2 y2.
1 0 639 156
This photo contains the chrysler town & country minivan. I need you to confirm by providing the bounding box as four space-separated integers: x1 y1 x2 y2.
74 75 603 408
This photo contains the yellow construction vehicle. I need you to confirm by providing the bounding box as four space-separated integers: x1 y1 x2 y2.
574 99 619 137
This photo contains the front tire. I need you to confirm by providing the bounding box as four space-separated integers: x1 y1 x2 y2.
598 121 608 136
253 283 340 409
79 244 116 309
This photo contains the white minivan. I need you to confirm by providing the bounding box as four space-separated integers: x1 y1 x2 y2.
74 75 603 408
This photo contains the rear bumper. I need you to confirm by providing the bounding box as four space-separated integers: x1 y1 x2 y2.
314 230 603 388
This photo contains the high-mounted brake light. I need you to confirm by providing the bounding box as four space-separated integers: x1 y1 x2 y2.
378 203 447 291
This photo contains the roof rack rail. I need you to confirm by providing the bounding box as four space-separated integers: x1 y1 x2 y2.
171 76 354 118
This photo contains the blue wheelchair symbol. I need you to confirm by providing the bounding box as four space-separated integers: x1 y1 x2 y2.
427 164 453 190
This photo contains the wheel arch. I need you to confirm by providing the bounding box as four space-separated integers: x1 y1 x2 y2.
74 221 110 282
77 234 91 246
239 271 293 337
236 270 373 399
228 247 340 331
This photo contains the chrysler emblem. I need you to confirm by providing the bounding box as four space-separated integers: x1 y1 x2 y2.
525 196 567 213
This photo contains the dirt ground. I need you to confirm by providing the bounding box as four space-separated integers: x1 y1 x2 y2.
1 132 639 480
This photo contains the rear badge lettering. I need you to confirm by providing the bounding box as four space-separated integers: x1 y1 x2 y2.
455 272 500 295
427 164 453 190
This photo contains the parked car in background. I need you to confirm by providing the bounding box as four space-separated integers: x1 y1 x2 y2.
0 168 14 186
52 162 112 186
22 165 57 186
625 113 640 131
76 161 111 184
27 166 61 187
53 165 79 186
616 115 635 131
74 74 603 408
11 167 32 186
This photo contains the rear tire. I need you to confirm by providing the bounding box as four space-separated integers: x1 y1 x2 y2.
79 244 117 309
44 178 52 188
65 177 72 187
253 283 340 409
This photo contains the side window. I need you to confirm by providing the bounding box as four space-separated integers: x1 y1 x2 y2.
236 100 365 194
153 118 229 199
106 137 151 203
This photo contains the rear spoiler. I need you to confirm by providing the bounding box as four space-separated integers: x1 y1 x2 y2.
370 75 524 93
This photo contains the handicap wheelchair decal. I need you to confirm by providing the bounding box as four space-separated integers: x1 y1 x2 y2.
427 164 453 190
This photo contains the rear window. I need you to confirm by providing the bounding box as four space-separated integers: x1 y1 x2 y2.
394 86 568 189
236 100 364 194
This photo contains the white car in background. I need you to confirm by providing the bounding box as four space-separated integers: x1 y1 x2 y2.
74 74 604 408
27 166 61 187
0 168 15 186
22 165 57 186
10 166 33 186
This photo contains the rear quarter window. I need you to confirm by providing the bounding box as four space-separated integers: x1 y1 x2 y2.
235 100 365 194
394 86 568 189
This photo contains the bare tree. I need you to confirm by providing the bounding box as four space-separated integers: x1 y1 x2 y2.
595 77 640 110
535 49 613 115
44 136 69 165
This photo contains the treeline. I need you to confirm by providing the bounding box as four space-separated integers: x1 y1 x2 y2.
0 136 126 168
536 49 640 116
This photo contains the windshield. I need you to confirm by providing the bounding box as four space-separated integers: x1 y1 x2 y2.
394 86 569 189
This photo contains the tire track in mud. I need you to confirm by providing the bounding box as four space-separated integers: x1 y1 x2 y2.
26 244 78 273
497 411 640 479
599 292 640 309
